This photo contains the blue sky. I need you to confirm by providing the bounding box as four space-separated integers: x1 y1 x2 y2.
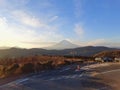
0 0 120 48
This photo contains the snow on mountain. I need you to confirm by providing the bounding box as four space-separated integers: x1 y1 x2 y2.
44 40 79 50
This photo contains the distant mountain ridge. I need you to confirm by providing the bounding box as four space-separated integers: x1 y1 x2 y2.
0 46 118 58
0 47 10 49
44 40 79 50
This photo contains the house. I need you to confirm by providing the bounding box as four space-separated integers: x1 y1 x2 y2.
114 58 120 62
95 57 113 62
95 58 104 62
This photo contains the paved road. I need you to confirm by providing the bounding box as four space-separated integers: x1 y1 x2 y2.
95 66 120 90
0 63 119 90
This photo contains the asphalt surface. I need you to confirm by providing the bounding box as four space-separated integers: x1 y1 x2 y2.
0 63 120 90
95 64 120 90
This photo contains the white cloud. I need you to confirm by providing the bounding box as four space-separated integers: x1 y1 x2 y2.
0 0 66 48
80 39 120 48
0 17 36 46
0 16 64 48
74 23 84 36
86 39 106 46
49 16 58 22
12 11 47 28
73 0 84 39
0 0 29 10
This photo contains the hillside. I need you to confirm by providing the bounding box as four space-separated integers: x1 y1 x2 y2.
0 46 117 58
0 56 67 78
94 50 120 58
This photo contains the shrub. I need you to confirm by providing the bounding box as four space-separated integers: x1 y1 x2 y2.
21 63 34 73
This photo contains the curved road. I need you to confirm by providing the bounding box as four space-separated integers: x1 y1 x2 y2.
0 63 120 90
96 68 120 90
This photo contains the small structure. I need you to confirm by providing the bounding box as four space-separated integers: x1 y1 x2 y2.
95 57 113 62
95 58 104 63
103 57 113 62
114 58 120 62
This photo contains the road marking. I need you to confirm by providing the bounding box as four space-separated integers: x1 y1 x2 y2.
100 69 120 74
48 74 83 81
0 78 29 88
81 63 110 70
15 78 29 84
59 67 71 72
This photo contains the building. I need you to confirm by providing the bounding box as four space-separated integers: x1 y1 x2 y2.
95 57 113 62
95 58 104 62
114 58 120 62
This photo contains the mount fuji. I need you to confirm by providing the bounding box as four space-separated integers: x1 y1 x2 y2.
44 40 79 50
